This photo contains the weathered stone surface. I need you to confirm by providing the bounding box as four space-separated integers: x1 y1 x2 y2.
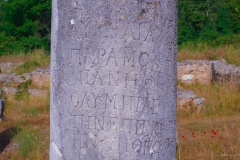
23 73 32 80
177 60 212 84
51 0 178 159
211 59 240 83
0 74 15 84
177 89 205 113
12 75 26 86
2 87 18 96
29 89 48 99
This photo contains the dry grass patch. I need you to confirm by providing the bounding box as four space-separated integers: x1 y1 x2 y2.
177 82 240 159
178 43 240 66
177 117 240 160
178 82 240 117
0 95 49 160
0 49 50 66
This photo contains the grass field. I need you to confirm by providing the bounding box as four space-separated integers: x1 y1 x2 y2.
0 47 239 159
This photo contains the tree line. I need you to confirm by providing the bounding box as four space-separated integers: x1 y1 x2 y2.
178 0 240 44
0 0 239 54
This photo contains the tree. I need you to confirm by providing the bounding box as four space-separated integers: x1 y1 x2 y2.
0 0 51 54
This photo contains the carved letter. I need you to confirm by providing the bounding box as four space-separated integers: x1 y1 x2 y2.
106 48 118 66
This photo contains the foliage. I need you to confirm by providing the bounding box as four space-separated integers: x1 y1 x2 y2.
0 0 51 55
14 127 40 158
0 0 240 54
14 61 40 74
178 0 240 44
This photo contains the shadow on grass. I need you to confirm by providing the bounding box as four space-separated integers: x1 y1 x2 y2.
0 127 21 153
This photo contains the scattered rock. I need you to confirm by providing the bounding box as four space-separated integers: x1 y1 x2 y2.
177 89 205 113
211 59 240 83
177 60 212 84
23 73 32 80
2 87 18 97
12 75 26 86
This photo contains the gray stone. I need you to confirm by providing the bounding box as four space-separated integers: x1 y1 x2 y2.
211 59 240 83
23 73 32 80
0 99 5 121
12 75 26 84
177 90 196 99
51 0 177 160
0 74 12 83
177 89 205 112
31 71 37 75
36 68 44 72
193 98 205 105
2 87 18 96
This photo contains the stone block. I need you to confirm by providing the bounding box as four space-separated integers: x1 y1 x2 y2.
177 60 212 84
2 87 18 97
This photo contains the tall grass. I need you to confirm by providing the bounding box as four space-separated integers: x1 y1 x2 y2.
178 38 240 66
0 49 49 65
11 49 50 74
178 82 240 117
177 81 240 159
0 94 50 159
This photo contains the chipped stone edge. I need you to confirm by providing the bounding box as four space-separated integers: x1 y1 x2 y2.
50 142 63 160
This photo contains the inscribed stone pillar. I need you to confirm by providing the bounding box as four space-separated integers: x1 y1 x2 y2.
50 0 178 159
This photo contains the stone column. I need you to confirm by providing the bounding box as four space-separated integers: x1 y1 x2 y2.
51 0 177 159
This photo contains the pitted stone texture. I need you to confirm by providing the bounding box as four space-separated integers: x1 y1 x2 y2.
177 89 205 113
211 59 240 84
51 0 177 159
177 60 212 84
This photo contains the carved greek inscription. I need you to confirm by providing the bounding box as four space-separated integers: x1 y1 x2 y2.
139 52 149 67
73 133 97 149
88 71 104 85
71 49 82 66
122 23 140 40
132 139 142 152
106 48 118 66
66 47 166 69
124 49 136 67
70 92 164 115
71 92 79 107
125 73 138 89
108 71 119 86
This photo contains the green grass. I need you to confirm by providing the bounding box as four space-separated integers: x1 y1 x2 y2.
14 127 40 158
12 49 50 75
178 82 240 117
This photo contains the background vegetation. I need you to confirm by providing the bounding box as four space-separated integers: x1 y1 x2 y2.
178 0 240 44
0 0 240 55
0 0 51 54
